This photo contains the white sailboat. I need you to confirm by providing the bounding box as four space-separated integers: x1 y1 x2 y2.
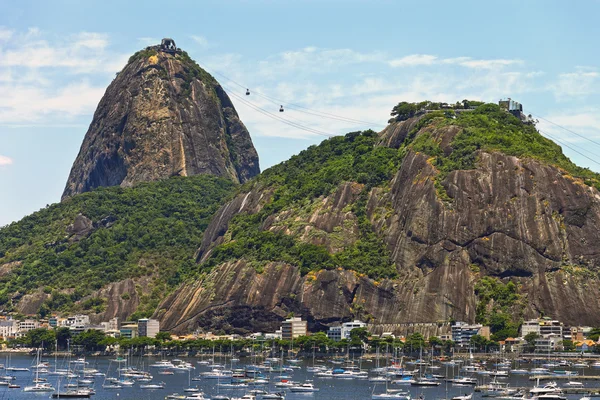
24 348 55 392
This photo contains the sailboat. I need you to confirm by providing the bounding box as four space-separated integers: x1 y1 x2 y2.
24 348 55 392
184 367 200 392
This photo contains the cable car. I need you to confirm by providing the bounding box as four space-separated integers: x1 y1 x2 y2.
279 105 284 112
246 89 250 95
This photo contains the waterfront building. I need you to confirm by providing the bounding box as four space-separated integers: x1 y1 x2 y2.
281 317 307 340
0 320 17 339
535 333 563 352
521 319 541 337
120 322 138 339
451 322 490 347
521 318 563 339
574 340 596 352
138 318 160 338
540 320 563 337
64 315 90 327
327 320 367 341
18 319 39 333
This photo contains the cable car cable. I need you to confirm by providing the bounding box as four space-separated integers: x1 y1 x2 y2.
199 63 384 127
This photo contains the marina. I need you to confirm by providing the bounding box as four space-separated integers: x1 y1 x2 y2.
0 353 597 399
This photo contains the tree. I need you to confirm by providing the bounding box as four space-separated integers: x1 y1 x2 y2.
588 328 600 342
469 334 489 352
405 333 425 352
443 340 456 354
55 327 71 350
562 340 575 352
350 328 369 344
390 102 418 121
155 331 172 342
524 332 539 352
72 329 106 351
24 328 56 350
428 336 443 348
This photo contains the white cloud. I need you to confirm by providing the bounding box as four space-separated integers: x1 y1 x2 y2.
0 80 106 124
0 30 127 72
450 58 522 69
0 27 13 42
137 37 159 46
191 35 210 48
390 54 523 69
388 54 438 67
550 67 599 98
0 155 13 166
0 28 129 124
257 47 385 76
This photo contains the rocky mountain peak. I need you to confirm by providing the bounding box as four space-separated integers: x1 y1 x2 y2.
62 39 259 200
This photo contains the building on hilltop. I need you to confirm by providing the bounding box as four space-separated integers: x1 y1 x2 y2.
281 317 307 340
499 98 536 124
138 318 160 338
451 322 490 348
327 320 367 342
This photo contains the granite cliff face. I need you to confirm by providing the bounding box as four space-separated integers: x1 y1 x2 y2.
156 115 600 334
62 45 259 199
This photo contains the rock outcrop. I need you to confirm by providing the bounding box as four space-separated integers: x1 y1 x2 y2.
62 44 259 200
156 117 600 333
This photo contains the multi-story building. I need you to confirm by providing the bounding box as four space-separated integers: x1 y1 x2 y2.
0 320 17 339
539 320 563 338
120 323 138 339
64 315 90 327
570 327 585 342
281 317 307 340
451 322 490 347
138 319 160 338
327 320 367 341
535 333 563 353
18 319 39 332
521 319 541 337
101 317 119 332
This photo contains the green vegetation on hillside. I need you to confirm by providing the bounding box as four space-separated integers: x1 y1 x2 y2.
202 130 403 279
396 102 600 191
0 175 236 314
474 276 522 341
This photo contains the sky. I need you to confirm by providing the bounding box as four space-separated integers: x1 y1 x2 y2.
1 0 600 226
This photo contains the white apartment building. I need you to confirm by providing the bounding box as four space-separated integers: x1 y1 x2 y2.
327 320 367 341
281 317 307 340
0 320 17 339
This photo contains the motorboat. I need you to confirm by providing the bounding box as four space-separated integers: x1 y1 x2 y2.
140 381 166 389
23 382 55 392
290 382 319 392
452 377 477 385
51 389 93 398
372 391 411 399
411 377 440 387
530 382 561 395
262 393 285 399
452 395 473 400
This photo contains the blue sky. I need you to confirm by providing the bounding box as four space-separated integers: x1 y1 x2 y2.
1 0 600 226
